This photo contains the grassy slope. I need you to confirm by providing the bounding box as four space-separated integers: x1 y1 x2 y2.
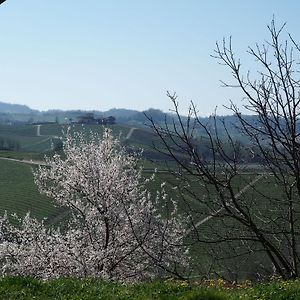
1 277 300 300
0 123 133 152
0 159 183 224
0 159 63 223
0 124 166 226
39 123 132 138
0 123 292 279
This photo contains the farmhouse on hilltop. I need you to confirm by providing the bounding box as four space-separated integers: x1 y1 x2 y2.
77 113 116 125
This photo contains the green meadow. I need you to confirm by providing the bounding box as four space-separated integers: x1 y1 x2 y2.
1 276 300 300
0 159 64 224
0 123 298 298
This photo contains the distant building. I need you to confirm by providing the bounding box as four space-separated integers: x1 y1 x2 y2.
77 113 116 125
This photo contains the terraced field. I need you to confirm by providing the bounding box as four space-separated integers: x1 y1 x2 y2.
0 123 166 224
0 159 64 223
0 123 288 279
38 123 132 140
0 123 135 153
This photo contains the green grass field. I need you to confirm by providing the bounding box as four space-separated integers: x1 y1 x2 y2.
0 122 179 228
0 159 64 224
0 151 282 276
0 123 147 153
0 277 300 299
0 123 293 282
38 123 132 139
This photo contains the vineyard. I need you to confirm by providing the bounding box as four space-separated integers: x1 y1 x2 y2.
0 123 170 225
0 123 294 280
0 159 63 223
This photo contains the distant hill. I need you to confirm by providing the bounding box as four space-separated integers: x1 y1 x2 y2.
0 102 170 126
0 101 257 142
0 102 37 114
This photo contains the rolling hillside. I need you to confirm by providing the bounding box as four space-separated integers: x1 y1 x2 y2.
0 123 169 225
0 159 64 224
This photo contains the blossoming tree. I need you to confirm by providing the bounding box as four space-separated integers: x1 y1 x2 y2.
0 128 188 281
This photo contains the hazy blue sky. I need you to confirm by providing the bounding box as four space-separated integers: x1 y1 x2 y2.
0 1 299 115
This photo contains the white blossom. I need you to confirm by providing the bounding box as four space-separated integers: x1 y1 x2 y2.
0 128 188 281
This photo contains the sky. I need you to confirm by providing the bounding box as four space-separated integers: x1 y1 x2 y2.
0 1 299 115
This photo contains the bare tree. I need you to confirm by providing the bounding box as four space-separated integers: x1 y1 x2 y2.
148 20 300 280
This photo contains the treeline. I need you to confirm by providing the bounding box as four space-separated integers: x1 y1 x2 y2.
0 136 20 151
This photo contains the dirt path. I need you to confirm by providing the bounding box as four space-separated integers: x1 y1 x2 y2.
124 127 137 141
186 173 266 234
0 156 48 166
34 124 60 151
22 137 52 150
36 124 41 136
